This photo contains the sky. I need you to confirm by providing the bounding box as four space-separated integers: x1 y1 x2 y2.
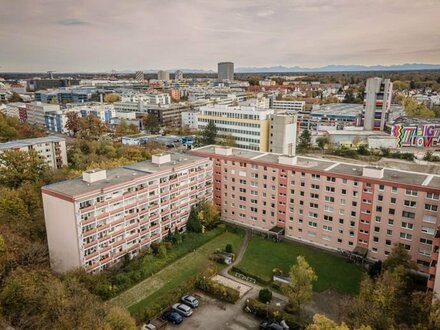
1 0 440 72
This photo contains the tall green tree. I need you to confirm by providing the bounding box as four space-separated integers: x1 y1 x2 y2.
281 256 317 316
0 150 49 188
297 129 312 152
143 114 160 134
186 206 202 233
200 120 217 145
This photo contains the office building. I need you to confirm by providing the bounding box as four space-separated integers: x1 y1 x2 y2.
218 62 234 81
41 153 213 273
157 70 170 81
363 77 393 131
175 70 184 81
197 105 297 153
270 99 305 112
190 146 440 279
27 79 80 92
135 71 145 81
26 102 60 126
0 136 67 169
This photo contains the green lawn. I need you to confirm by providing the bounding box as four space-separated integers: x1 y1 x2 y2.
111 230 244 317
235 237 364 295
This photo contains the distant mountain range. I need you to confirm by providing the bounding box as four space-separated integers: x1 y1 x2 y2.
234 63 440 73
124 63 440 74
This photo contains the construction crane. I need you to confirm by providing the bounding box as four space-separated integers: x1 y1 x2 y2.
48 70 56 79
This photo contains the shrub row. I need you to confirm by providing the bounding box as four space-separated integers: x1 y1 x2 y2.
244 298 308 330
195 277 240 303
231 266 271 285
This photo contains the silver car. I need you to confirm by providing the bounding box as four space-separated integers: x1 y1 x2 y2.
172 303 193 317
181 295 199 308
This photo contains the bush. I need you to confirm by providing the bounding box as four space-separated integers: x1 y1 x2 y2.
231 266 271 285
225 244 233 253
196 277 240 303
244 299 307 329
157 245 167 258
258 288 272 303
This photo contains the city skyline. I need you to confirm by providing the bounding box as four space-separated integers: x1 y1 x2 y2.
1 0 440 72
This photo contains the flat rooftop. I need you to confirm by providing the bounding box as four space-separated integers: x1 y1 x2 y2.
192 145 440 189
43 153 206 198
0 136 65 150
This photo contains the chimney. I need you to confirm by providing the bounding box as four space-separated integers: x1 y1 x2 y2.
82 169 107 183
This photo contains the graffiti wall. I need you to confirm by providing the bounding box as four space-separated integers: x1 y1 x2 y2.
391 124 440 147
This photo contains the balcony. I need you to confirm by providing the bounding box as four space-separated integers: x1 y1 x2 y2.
429 266 437 276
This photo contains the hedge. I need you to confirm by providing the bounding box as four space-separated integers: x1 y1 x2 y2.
195 277 240 303
244 298 308 330
231 266 271 285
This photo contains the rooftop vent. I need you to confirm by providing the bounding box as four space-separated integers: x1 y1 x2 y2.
214 146 233 156
362 166 384 179
82 169 107 183
278 155 297 166
152 153 171 165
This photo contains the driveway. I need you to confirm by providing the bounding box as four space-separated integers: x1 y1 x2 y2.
168 292 260 330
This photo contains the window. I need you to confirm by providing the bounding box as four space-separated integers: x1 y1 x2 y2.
400 232 412 240
386 239 392 246
425 204 438 211
404 200 416 207
420 237 433 245
378 195 383 201
308 221 317 228
378 185 385 191
387 229 393 235
324 215 333 221
402 211 415 219
392 186 398 193
405 189 418 197
389 208 395 215
421 227 435 235
390 197 396 204
323 225 332 232
388 219 394 225
423 215 437 224
401 222 414 230
427 192 440 200
325 196 335 203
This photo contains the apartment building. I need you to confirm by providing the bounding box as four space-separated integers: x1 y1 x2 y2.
26 102 61 126
189 146 440 277
41 153 213 273
181 110 198 129
157 70 170 81
0 136 67 169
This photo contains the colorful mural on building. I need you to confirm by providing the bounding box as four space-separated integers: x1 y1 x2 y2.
391 124 440 147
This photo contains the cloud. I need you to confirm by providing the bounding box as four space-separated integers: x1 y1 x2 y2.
58 18 91 26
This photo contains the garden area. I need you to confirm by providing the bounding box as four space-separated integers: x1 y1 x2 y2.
234 236 364 295
111 227 245 321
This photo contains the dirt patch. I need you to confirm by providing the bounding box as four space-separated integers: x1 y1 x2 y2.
211 274 252 298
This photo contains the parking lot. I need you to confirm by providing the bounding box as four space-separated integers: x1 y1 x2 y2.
167 291 260 330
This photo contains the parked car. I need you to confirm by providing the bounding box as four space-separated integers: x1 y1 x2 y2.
260 321 284 330
172 303 193 317
162 310 183 325
181 295 199 308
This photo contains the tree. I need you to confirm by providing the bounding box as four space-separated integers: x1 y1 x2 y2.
174 227 182 244
218 134 236 147
49 97 59 104
307 314 372 330
8 92 23 103
200 120 217 145
281 256 317 316
297 129 311 152
196 200 220 229
403 97 435 118
65 111 81 137
78 115 108 140
104 94 121 103
225 244 233 253
143 114 160 134
157 244 167 258
115 118 139 137
382 244 417 273
0 150 49 188
316 136 329 151
186 206 202 233
258 288 272 304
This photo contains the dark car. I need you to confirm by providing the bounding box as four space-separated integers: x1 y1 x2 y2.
260 321 284 330
162 310 183 325
181 295 199 308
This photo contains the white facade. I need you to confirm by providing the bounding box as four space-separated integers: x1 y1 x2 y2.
181 111 199 129
271 100 305 112
0 136 68 169
26 102 60 126
157 70 170 81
